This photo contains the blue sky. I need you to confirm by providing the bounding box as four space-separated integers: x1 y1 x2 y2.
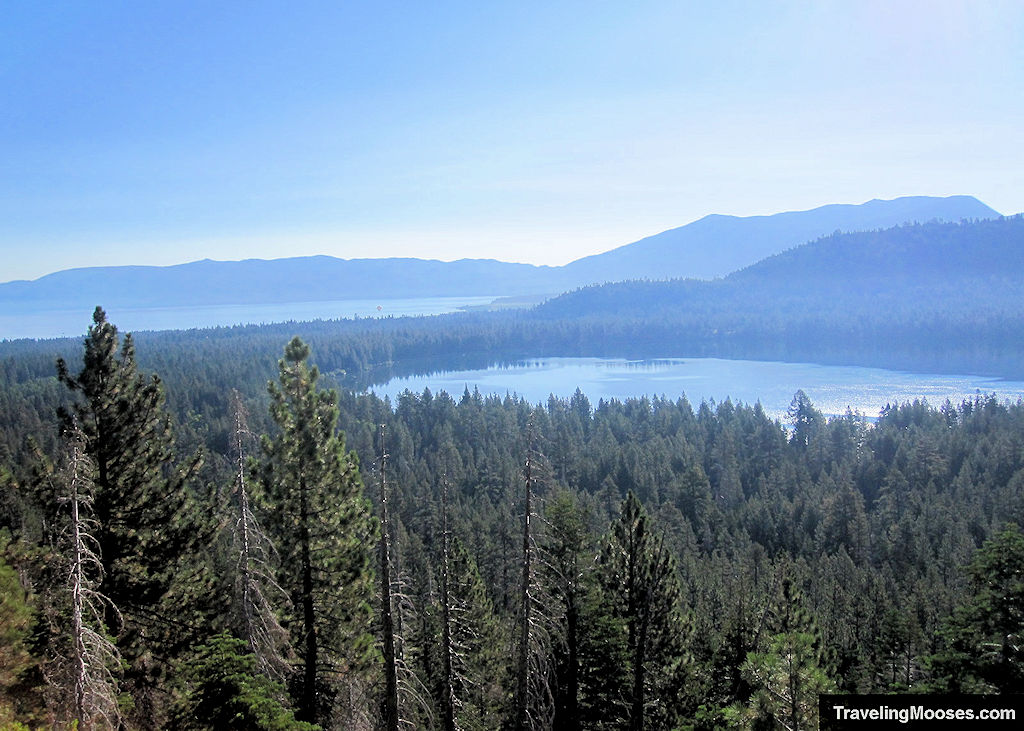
2 1 1022 282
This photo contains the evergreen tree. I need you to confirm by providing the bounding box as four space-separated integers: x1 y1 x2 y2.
55 306 205 725
598 492 689 731
259 337 376 725
575 576 629 731
542 489 592 731
0 534 44 727
740 577 834 731
787 390 823 451
928 523 1024 693
439 534 505 730
169 633 317 731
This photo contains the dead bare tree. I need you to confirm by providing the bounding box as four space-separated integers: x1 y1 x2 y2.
439 476 458 731
53 424 122 730
228 390 291 681
375 424 435 731
511 423 556 731
378 424 401 731
437 475 505 731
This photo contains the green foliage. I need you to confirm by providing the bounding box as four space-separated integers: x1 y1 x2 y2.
543 490 593 730
52 307 212 727
170 633 317 731
260 337 377 724
0 537 42 727
741 578 835 731
575 577 630 730
0 542 33 688
0 466 22 536
787 390 823 450
443 537 505 729
6 303 1024 724
599 492 691 729
741 632 834 731
928 523 1024 693
55 307 207 635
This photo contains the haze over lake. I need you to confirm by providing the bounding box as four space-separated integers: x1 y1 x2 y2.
371 356 1024 422
0 296 498 341
10 296 1024 425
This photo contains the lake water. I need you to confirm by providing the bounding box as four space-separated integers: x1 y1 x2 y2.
0 296 498 340
8 299 1024 422
370 356 1024 421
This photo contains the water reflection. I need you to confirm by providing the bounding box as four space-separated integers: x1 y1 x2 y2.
370 356 1024 421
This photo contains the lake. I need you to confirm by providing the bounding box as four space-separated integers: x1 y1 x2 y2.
0 296 499 340
370 356 1024 421
9 299 1024 422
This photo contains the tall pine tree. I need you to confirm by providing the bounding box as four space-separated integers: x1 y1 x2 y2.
599 492 689 731
260 337 376 726
741 576 834 731
56 306 205 725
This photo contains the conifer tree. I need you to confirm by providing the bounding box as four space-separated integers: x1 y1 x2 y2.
929 523 1024 693
599 492 689 731
55 306 204 724
741 577 834 731
542 490 592 731
0 535 43 726
168 633 318 731
575 576 629 731
787 390 823 450
260 337 376 725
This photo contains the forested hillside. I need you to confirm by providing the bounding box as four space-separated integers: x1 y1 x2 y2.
533 216 1024 378
2 308 1023 728
3 218 1023 405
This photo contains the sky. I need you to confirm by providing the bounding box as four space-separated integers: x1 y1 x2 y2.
2 0 1022 282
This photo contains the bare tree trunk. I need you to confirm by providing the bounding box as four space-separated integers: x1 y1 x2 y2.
69 440 88 727
228 391 289 681
439 477 457 731
514 455 533 730
299 475 318 723
378 425 400 731
231 391 292 679
59 426 121 730
234 395 256 651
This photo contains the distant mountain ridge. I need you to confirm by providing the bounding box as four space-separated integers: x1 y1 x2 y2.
560 195 999 282
0 195 1000 312
0 257 567 310
728 214 1024 287
531 215 1024 378
537 215 1024 319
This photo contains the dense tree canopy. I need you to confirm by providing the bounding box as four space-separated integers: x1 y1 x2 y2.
1 306 1023 726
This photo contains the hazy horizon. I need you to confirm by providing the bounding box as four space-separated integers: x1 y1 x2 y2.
3 2 1023 281
0 194 1008 285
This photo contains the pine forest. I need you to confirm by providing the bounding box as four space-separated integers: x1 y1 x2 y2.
1 306 1023 730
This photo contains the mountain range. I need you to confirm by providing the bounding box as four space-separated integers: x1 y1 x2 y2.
0 195 1000 312
537 215 1024 319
